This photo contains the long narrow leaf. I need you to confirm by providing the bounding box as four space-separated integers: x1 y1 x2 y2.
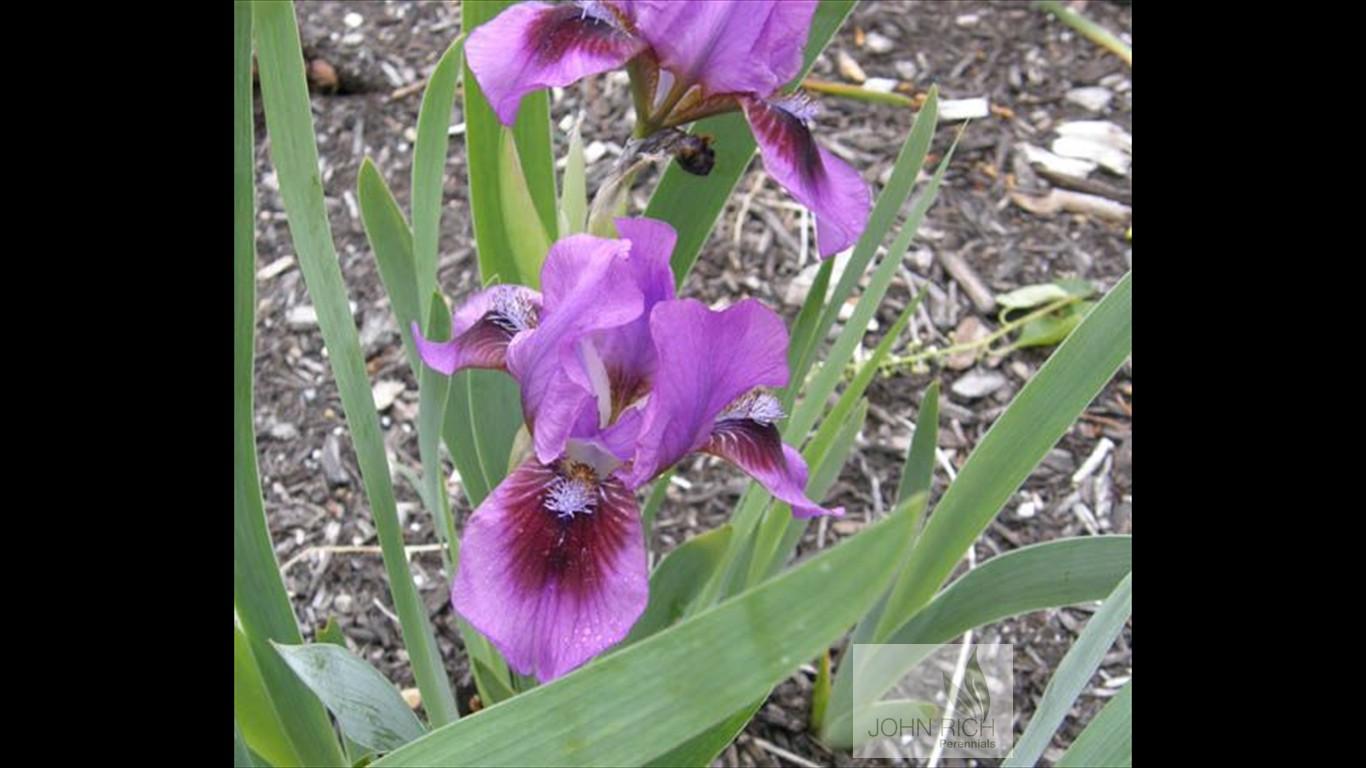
411 36 465 310
234 625 300 767
789 142 955 441
374 493 922 767
357 159 421 374
822 535 1132 744
784 257 834 403
1005 573 1133 767
561 118 587 235
621 525 733 646
461 0 557 285
790 87 939 388
897 381 939 502
644 701 764 768
235 3 344 763
876 271 1132 637
498 127 553 286
418 293 456 564
254 0 458 726
1055 680 1132 767
275 643 427 754
749 399 869 583
234 721 255 768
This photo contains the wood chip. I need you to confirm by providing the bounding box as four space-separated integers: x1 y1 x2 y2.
1010 188 1132 221
936 249 997 313
836 50 867 83
947 316 989 370
940 97 990 120
1019 143 1097 179
371 380 405 411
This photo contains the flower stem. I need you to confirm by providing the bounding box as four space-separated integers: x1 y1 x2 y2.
801 78 919 108
648 76 690 127
625 57 657 138
873 295 1083 375
1035 0 1132 66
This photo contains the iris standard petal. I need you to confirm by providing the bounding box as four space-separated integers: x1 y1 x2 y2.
741 95 871 257
507 234 644 463
467 1 647 125
451 458 648 682
411 285 542 375
629 298 789 483
629 0 816 97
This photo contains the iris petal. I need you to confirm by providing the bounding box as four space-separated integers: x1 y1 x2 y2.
467 1 647 125
629 0 816 97
411 285 542 375
451 458 647 682
507 234 644 464
629 298 789 484
741 95 870 257
705 403 844 519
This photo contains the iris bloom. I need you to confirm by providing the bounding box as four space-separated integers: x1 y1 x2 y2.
466 0 871 258
413 218 842 681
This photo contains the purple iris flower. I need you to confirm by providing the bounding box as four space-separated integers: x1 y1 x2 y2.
412 218 842 681
465 0 871 258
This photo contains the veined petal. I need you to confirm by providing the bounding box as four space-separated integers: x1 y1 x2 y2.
630 0 816 97
568 218 678 418
742 95 870 257
467 1 647 125
411 285 542 374
507 234 644 463
705 392 844 518
451 458 647 682
630 298 789 484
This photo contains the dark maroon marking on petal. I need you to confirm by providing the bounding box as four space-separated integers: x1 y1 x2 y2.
608 365 652 422
525 3 637 66
702 418 788 475
746 98 825 186
455 295 540 370
501 461 640 602
452 315 520 369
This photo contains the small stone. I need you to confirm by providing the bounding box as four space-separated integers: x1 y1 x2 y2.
286 305 319 329
864 31 896 54
341 32 364 46
256 255 295 281
951 369 1008 399
287 301 357 330
836 50 868 83
1065 86 1113 113
371 379 405 411
862 77 898 94
401 688 422 711
939 97 990 121
268 422 299 441
322 434 351 486
343 11 363 28
334 593 355 614
894 60 919 81
832 519 863 535
947 316 989 371
955 13 980 27
584 140 608 164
